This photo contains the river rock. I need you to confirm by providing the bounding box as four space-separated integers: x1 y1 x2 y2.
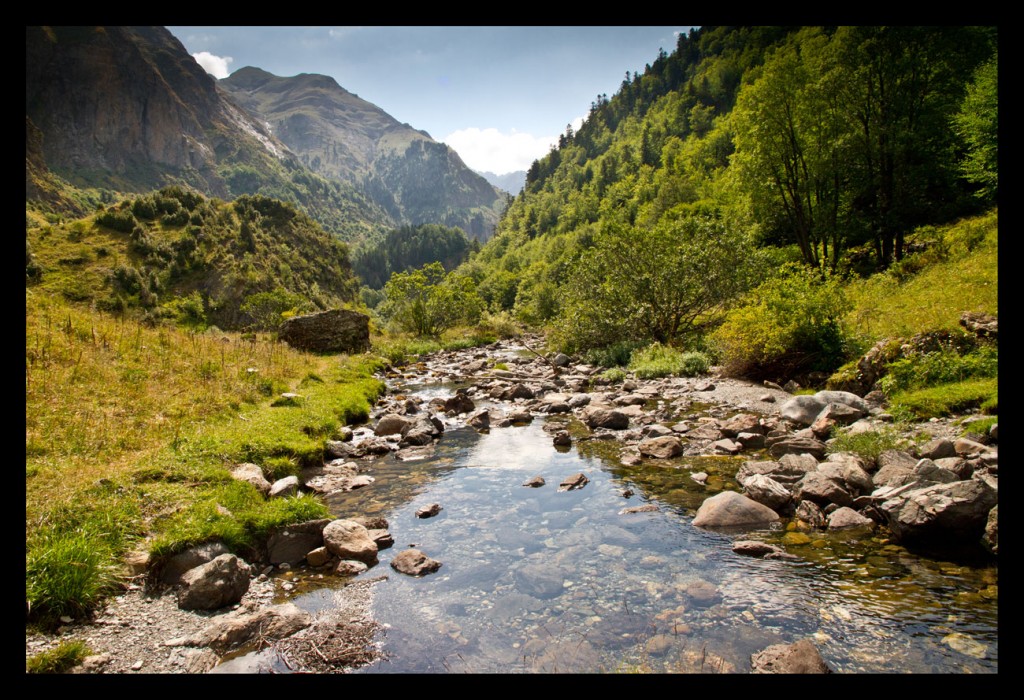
768 436 827 460
558 472 590 491
751 639 831 673
278 309 369 354
176 554 251 611
826 506 875 529
552 430 572 447
416 503 443 518
732 540 785 557
639 435 683 459
879 478 998 546
522 475 546 488
620 504 659 515
514 563 565 599
159 542 230 585
391 549 442 576
375 413 411 436
983 505 997 554
685 579 722 607
741 474 793 512
172 603 312 654
230 463 271 495
796 471 853 508
268 475 300 498
266 518 330 565
582 406 630 430
322 519 378 564
720 413 763 437
692 491 781 529
919 438 957 460
335 560 369 576
794 500 826 529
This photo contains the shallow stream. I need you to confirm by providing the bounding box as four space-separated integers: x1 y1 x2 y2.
247 378 998 673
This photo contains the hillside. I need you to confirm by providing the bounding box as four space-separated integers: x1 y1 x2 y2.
220 67 507 241
461 26 997 355
26 187 360 331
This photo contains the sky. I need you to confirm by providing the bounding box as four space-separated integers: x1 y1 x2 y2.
166 26 694 176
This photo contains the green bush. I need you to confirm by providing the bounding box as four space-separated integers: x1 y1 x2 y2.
95 208 139 234
600 367 628 383
711 263 851 380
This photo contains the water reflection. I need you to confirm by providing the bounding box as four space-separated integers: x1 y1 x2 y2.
291 388 997 674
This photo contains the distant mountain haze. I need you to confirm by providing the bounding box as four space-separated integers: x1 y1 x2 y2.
476 170 527 195
25 26 506 243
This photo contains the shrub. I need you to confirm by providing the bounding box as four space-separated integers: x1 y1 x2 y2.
601 367 628 383
95 208 139 234
712 263 851 380
553 217 764 352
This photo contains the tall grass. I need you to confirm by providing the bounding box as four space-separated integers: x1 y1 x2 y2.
844 210 997 342
26 291 384 623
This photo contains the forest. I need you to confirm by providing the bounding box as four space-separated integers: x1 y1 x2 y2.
369 26 997 386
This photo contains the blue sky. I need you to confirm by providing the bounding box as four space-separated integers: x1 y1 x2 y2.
167 26 693 175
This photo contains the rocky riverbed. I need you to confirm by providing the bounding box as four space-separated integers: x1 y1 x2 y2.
26 334 997 673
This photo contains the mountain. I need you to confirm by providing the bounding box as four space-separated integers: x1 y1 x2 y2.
25 26 504 244
476 170 527 195
220 67 506 241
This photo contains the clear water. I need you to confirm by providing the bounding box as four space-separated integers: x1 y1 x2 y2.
286 385 998 673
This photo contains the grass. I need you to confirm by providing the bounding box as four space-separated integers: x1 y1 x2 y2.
26 290 385 625
844 210 997 342
889 377 998 419
826 425 912 465
371 325 498 366
628 343 711 379
26 639 92 674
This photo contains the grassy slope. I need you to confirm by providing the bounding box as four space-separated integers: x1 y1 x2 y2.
26 287 385 625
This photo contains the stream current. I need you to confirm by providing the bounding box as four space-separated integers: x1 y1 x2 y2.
239 366 998 674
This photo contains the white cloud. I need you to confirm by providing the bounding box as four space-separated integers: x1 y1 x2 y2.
192 51 233 79
442 127 559 175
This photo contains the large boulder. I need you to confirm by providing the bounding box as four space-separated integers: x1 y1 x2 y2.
692 491 781 529
879 478 998 546
277 309 370 354
322 519 379 564
177 554 251 611
780 392 868 426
